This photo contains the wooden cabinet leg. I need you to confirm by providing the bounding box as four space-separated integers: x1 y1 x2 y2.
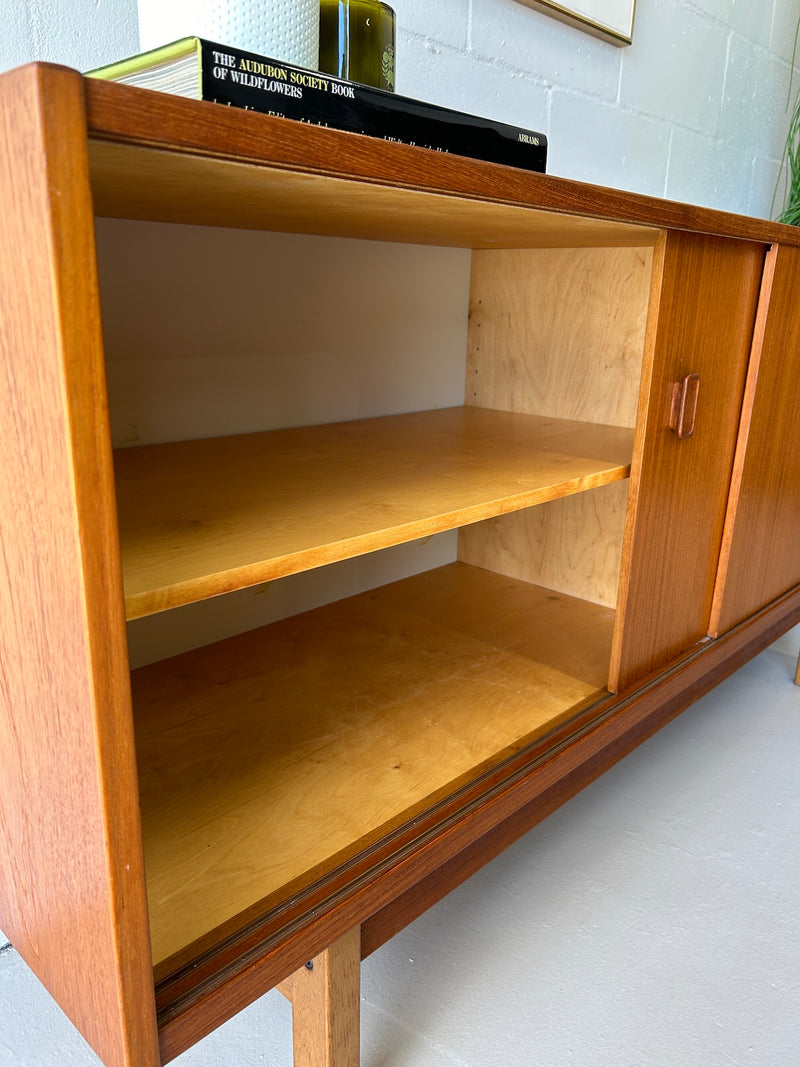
279 927 361 1067
795 650 800 686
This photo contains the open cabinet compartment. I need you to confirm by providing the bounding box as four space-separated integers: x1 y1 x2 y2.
6 67 800 1067
93 159 658 982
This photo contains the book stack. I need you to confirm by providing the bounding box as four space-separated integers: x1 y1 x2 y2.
88 37 548 174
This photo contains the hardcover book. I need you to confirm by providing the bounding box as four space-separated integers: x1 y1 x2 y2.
87 37 547 174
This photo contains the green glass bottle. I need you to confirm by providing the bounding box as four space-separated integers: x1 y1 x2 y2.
319 0 396 92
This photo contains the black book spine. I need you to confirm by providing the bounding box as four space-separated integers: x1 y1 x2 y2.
199 41 547 173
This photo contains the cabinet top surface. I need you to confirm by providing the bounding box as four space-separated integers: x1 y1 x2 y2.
6 61 800 248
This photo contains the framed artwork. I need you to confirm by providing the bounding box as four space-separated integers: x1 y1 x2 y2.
513 0 637 46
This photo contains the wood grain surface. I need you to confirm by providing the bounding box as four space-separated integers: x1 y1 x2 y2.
289 928 361 1067
78 70 800 249
0 64 159 1066
89 139 658 249
133 563 613 972
609 231 765 692
710 243 800 635
4 62 800 1067
461 245 649 624
459 480 630 611
361 585 800 960
467 246 653 428
115 408 633 618
156 583 800 1062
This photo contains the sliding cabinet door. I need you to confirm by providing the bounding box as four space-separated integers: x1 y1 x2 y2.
610 231 764 692
710 243 800 635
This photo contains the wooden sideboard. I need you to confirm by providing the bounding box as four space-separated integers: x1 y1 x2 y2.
2 62 799 1067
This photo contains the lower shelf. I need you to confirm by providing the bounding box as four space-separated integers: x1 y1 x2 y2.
132 561 615 976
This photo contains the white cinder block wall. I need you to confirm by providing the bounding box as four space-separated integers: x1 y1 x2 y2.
384 0 800 217
0 0 137 75
137 0 800 219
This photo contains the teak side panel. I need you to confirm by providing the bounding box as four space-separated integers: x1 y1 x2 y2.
609 231 764 692
0 66 159 1066
710 243 800 635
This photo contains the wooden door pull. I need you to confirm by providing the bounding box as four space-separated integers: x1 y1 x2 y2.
669 373 700 438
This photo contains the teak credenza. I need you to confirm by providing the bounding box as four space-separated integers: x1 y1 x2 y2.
2 62 800 1067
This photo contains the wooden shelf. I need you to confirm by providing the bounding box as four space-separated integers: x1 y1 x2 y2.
115 407 633 619
132 561 615 973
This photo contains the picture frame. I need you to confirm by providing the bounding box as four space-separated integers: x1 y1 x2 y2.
513 0 637 46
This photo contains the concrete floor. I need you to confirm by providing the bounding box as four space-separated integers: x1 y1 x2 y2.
1 644 798 1066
